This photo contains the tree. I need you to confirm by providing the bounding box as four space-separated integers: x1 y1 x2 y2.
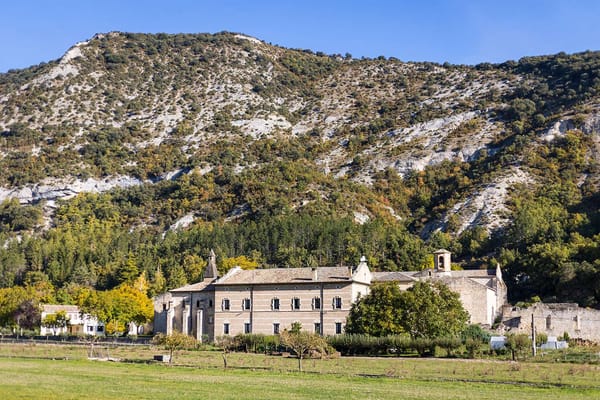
345 282 404 336
214 335 238 369
505 333 532 361
152 332 197 364
280 324 330 372
13 300 41 332
400 281 469 339
41 310 70 335
0 286 29 327
79 284 153 336
345 281 469 339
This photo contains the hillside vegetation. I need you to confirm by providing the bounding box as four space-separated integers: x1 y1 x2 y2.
0 32 599 307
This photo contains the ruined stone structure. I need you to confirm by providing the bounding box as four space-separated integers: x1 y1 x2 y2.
154 249 508 340
500 303 600 343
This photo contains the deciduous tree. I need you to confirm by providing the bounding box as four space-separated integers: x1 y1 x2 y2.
152 332 197 364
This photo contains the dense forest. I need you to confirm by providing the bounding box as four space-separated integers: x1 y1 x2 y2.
0 32 599 320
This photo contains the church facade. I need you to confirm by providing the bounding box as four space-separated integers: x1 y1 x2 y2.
153 250 507 341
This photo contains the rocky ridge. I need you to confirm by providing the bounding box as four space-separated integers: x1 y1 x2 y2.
0 32 599 236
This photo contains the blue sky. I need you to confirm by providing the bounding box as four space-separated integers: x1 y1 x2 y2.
1 0 599 73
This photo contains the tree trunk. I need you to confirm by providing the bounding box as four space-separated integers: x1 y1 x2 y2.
222 353 228 369
298 355 302 372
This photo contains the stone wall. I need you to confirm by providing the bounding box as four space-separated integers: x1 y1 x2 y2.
500 303 600 343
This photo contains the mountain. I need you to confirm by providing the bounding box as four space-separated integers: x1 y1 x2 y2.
0 32 599 305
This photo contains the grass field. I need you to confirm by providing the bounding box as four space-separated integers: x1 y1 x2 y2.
0 343 599 399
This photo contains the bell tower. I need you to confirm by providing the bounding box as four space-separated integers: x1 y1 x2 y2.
433 249 451 274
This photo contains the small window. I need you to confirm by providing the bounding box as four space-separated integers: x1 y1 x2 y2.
312 297 321 310
546 315 552 330
335 322 342 335
244 322 251 334
271 298 280 310
97 326 104 332
242 298 251 310
222 298 230 311
223 323 230 335
273 323 280 334
196 300 200 308
333 296 342 309
314 323 321 334
208 316 213 324
292 297 301 310
209 300 213 307
87 326 94 332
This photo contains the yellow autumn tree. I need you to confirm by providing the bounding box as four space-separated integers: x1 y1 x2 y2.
218 255 258 275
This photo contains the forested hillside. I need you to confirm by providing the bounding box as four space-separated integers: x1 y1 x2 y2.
0 32 598 310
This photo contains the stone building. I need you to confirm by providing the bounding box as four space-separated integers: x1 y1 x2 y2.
154 251 371 341
370 249 508 326
500 302 600 342
154 249 508 340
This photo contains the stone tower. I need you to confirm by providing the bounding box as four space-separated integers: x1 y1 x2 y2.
433 249 451 274
204 249 218 280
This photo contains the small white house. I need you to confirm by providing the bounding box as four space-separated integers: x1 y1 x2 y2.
40 305 105 336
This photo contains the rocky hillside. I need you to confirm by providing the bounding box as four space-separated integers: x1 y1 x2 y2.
0 32 599 304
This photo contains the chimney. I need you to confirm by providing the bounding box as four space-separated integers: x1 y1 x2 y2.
312 267 318 281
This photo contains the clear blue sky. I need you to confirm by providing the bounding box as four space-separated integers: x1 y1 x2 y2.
1 0 599 73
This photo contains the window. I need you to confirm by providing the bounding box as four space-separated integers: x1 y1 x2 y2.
314 323 321 334
312 297 321 310
273 323 280 334
222 298 230 311
271 297 280 310
209 300 213 307
292 297 301 310
333 296 342 309
244 323 251 334
546 315 552 330
162 303 167 311
335 322 342 335
97 326 104 332
196 300 200 308
87 326 94 332
243 298 251 310
208 316 213 324
223 323 230 335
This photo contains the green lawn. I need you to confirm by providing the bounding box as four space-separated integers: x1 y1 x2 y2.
0 343 598 399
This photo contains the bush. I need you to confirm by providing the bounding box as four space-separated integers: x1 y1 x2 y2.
461 324 491 343
436 337 462 357
411 338 436 357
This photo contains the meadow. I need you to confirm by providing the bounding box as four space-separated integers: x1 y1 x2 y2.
0 342 599 399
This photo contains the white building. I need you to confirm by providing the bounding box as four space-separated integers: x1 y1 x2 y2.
40 305 105 336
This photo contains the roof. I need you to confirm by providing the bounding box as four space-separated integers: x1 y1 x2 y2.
170 279 214 292
371 271 417 283
446 269 496 278
371 268 496 283
433 249 451 254
214 266 353 285
42 305 79 313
